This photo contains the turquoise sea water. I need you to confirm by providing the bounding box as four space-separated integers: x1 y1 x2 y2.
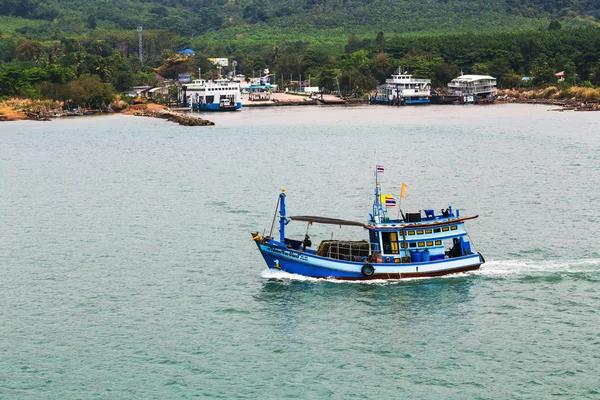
1 104 599 399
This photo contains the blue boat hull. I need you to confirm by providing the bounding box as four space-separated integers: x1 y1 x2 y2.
255 240 483 280
370 98 430 105
189 102 242 111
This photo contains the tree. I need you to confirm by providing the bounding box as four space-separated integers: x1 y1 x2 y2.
87 15 97 30
316 68 338 92
371 52 394 83
433 62 460 88
375 31 385 46
548 19 562 31
16 40 43 62
0 36 18 62
67 74 114 108
531 56 558 86
0 65 33 96
472 63 490 75
345 33 362 54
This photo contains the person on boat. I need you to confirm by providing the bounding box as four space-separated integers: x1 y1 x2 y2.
302 234 312 251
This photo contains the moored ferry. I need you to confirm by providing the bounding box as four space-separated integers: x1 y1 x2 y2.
181 79 242 111
252 166 484 280
445 74 497 104
369 69 431 105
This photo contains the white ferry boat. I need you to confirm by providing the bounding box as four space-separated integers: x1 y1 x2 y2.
181 79 242 111
446 74 497 104
370 69 431 105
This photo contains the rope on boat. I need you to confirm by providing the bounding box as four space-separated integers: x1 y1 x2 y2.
269 198 279 238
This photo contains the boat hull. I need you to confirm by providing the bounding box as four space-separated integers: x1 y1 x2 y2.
370 98 430 106
193 102 243 111
256 240 483 280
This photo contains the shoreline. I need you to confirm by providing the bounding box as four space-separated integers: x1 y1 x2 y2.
0 102 215 125
2 92 599 123
496 88 600 111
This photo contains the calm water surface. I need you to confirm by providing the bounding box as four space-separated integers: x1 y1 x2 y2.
1 104 599 399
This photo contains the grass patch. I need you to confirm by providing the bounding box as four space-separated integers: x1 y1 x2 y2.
0 16 44 35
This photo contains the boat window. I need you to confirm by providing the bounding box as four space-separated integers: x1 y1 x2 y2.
417 230 424 235
435 240 442 245
381 232 399 254
442 227 449 232
433 228 441 233
409 242 417 248
407 230 415 235
418 242 425 247
425 229 432 234
426 241 434 246
400 242 406 248
451 225 458 231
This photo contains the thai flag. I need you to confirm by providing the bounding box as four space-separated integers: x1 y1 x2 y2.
377 165 384 173
385 197 396 207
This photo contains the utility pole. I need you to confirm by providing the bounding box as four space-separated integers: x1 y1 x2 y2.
137 26 143 63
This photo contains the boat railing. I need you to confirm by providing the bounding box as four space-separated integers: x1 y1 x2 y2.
316 240 370 262
385 78 431 84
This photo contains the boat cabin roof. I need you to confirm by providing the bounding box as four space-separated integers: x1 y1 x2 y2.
450 74 496 83
368 215 477 231
287 213 477 231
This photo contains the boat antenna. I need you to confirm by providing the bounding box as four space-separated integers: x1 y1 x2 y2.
373 165 387 222
269 195 280 238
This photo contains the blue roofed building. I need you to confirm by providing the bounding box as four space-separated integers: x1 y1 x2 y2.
177 49 196 57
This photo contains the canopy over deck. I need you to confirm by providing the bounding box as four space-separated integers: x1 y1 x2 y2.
289 215 367 228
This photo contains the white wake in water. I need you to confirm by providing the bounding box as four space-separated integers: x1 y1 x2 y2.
260 269 420 284
470 257 600 278
261 258 600 283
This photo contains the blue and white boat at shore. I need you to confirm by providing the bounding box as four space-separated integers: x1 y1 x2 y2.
369 69 431 106
180 79 242 111
252 167 484 280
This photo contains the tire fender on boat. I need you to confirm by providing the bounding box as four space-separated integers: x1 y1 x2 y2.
361 264 375 277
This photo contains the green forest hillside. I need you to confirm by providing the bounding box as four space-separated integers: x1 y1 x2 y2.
2 0 600 107
1 0 599 45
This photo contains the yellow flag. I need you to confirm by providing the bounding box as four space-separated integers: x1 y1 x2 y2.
400 183 408 199
380 194 394 203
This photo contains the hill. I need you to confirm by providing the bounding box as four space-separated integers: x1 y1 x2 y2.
1 0 598 48
2 0 600 107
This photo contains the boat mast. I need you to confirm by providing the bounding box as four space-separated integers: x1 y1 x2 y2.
373 167 386 222
279 189 287 242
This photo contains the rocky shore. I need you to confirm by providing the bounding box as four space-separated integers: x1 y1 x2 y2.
0 100 215 125
129 108 215 126
497 88 600 111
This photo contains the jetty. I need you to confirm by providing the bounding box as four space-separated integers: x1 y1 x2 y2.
131 108 215 126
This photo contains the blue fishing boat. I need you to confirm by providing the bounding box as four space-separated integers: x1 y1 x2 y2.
252 167 484 280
